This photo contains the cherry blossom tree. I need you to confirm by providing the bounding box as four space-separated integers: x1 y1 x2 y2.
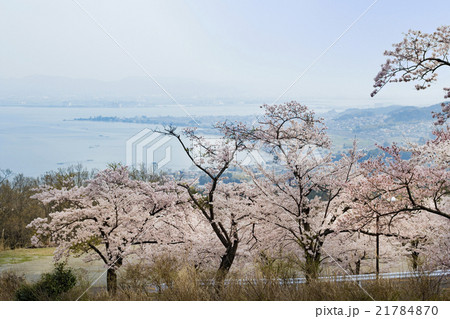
337 185 416 276
389 212 450 271
336 210 449 273
28 166 187 294
371 25 450 124
345 141 449 222
339 134 449 273
221 102 360 281
326 231 372 276
366 25 450 272
325 231 400 275
161 126 260 286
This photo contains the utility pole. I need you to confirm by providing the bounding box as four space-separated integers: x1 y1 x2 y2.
376 213 380 280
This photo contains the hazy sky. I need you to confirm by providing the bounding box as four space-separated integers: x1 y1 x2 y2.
1 0 449 108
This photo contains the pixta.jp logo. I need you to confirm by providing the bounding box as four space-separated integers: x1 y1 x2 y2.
126 129 173 172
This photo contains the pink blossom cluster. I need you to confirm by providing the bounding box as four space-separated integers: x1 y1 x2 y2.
371 25 450 125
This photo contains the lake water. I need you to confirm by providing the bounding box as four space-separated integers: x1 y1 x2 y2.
0 105 265 176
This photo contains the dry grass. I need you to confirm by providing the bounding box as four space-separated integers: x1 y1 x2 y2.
0 271 26 300
89 262 450 301
0 251 448 301
87 276 449 301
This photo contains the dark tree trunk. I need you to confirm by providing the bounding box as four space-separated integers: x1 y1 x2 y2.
410 240 420 271
304 252 321 283
355 259 361 276
301 219 322 282
106 257 122 295
214 241 238 291
411 251 420 271
107 268 117 295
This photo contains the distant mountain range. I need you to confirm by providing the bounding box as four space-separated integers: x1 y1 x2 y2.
0 75 267 105
323 103 440 150
324 103 442 123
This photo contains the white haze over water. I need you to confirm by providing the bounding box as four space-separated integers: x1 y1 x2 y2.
2 1 449 107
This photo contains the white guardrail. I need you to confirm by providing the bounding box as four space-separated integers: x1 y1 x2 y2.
278 269 450 285
218 269 450 286
155 269 450 290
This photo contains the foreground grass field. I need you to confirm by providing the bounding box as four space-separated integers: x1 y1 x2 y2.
0 247 54 265
0 248 105 285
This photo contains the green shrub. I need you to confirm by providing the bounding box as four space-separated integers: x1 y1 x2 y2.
15 263 77 301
